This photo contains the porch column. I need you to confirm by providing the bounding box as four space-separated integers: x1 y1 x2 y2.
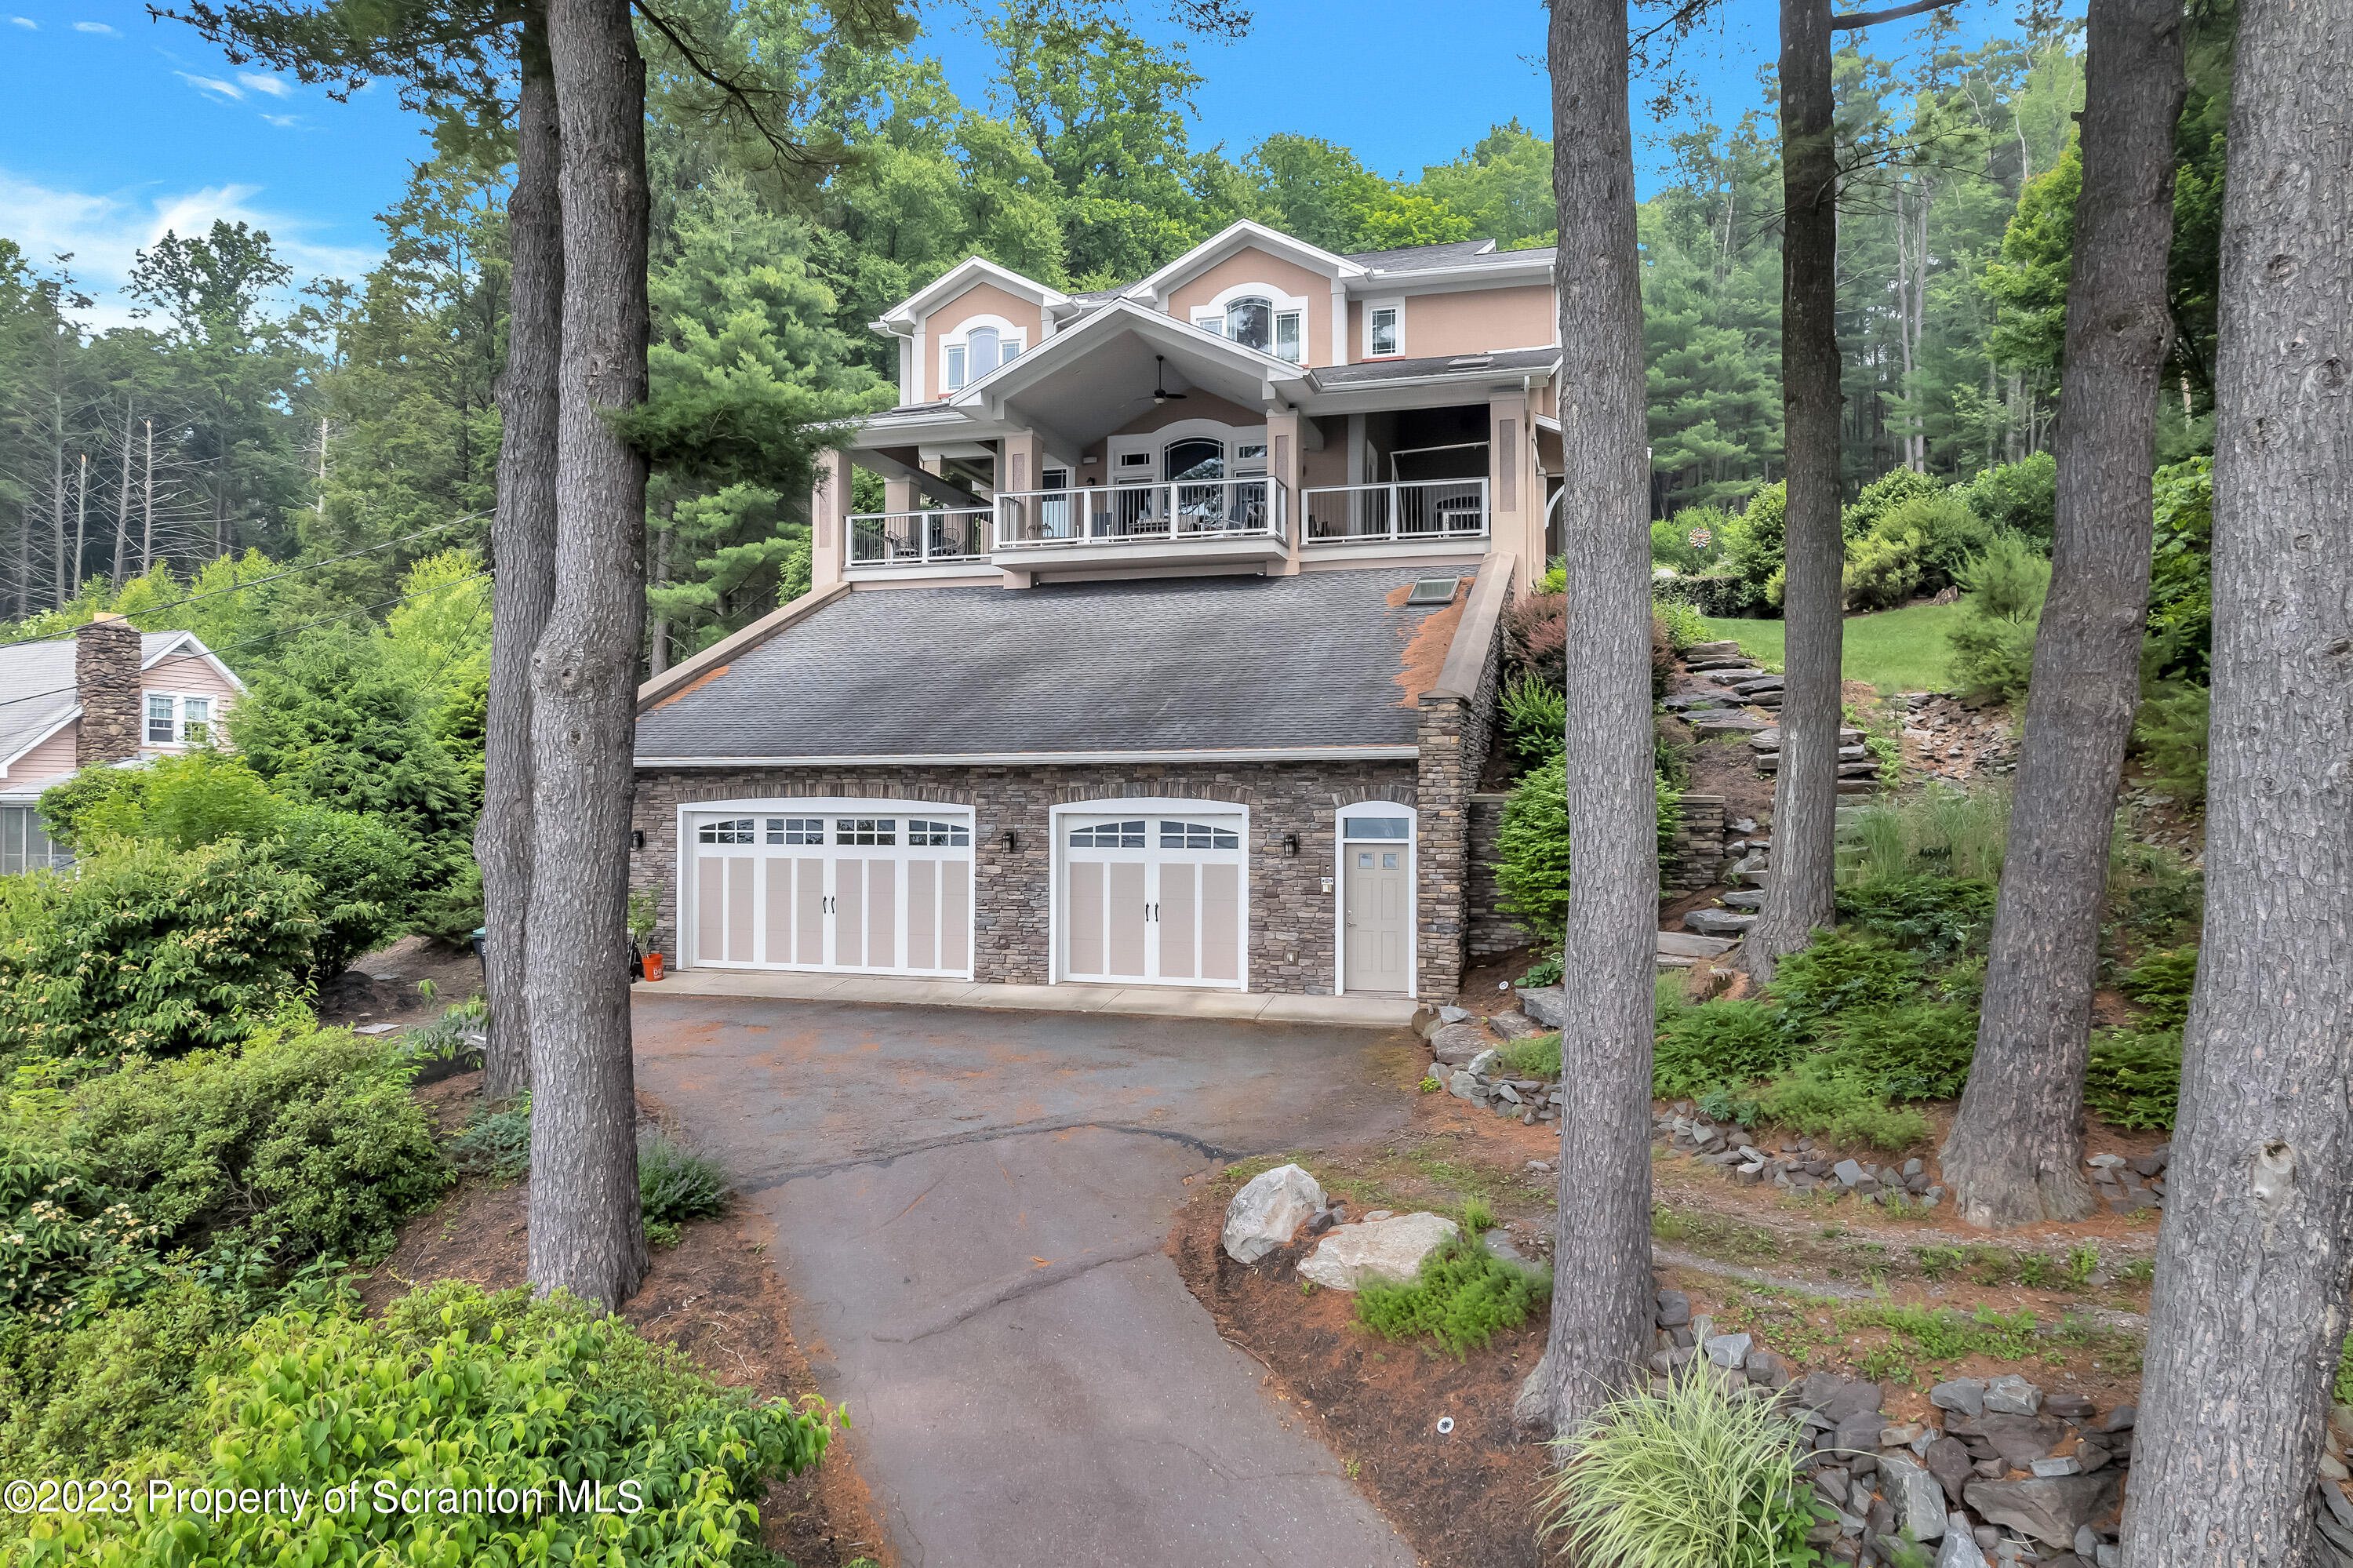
884 477 919 515
1486 389 1541 596
998 429 1045 588
1267 406 1304 575
811 446 850 589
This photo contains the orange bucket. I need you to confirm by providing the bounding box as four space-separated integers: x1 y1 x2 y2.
644 952 664 982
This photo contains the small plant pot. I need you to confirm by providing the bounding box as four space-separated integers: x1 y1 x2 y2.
644 952 664 982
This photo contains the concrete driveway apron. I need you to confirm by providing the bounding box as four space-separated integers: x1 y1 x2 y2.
631 993 1422 1568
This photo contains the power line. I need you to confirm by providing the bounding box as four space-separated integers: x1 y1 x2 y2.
0 509 495 653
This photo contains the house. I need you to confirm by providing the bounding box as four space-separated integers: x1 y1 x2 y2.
631 220 1565 1002
0 613 246 873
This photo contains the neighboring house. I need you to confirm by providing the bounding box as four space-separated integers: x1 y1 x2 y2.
632 220 1565 1002
0 613 246 874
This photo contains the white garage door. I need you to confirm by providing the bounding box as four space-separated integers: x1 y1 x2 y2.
688 809 972 977
1062 814 1245 988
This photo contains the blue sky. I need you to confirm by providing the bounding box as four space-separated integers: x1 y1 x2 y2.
2 0 2020 325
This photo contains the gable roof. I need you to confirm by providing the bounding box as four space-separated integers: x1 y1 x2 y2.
0 629 244 774
1115 220 1370 306
634 568 1478 765
945 296 1308 416
871 256 1071 332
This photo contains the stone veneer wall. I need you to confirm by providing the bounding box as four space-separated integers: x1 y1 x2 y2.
631 760 1419 996
1466 792 1533 958
74 617 144 767
1414 591 1507 1001
1664 791 1726 893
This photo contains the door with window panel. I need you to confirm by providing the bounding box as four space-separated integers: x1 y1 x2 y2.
1062 816 1244 988
690 810 970 976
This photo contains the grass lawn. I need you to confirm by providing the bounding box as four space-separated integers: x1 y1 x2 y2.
1701 601 1968 693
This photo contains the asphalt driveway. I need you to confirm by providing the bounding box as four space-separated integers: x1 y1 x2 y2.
631 994 1421 1568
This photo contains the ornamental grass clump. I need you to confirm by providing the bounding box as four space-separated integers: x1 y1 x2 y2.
1540 1361 1822 1568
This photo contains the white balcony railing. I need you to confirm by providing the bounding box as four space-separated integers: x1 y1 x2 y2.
995 478 1289 551
1303 478 1489 544
846 507 993 566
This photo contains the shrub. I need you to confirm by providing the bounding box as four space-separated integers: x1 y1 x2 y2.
1841 526 1926 613
1651 573 1748 619
1813 1002 1977 1101
1505 591 1567 691
2118 947 2198 1028
0 838 320 1065
1843 493 1998 610
1768 931 1927 1039
1835 875 1998 959
1843 467 1946 541
1961 453 2057 544
2144 457 2213 680
2084 1028 2183 1130
1654 1000 1792 1099
1540 1361 1821 1568
1496 754 1570 944
1652 507 1732 574
1355 1217 1551 1357
639 1133 731 1224
1947 533 2051 701
449 1094 533 1181
1755 1067 1932 1151
1501 678 1569 772
1717 482 1787 612
1650 613 1677 700
0 1275 246 1472
1655 598 1712 652
11 1281 835 1566
2133 682 2209 804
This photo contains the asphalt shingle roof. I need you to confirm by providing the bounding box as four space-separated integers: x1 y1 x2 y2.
1311 346 1562 387
0 632 186 765
635 568 1474 762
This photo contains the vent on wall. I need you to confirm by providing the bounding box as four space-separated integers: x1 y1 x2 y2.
1406 577 1461 606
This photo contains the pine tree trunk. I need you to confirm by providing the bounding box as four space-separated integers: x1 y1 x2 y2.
1521 0 1657 1441
1743 0 1842 982
1940 0 2184 1231
2120 0 2353 1554
479 5 562 1104
527 0 650 1311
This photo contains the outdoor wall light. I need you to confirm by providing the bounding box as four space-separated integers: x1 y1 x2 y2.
1003 830 1020 853
1283 832 1300 857
631 830 645 850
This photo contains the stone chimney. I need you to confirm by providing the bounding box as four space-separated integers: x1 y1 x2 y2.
75 613 144 768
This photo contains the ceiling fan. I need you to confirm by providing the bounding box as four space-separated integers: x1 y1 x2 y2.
1152 354 1187 406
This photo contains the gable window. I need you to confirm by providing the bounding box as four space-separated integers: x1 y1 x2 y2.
144 692 213 745
1199 294 1304 362
1367 302 1402 358
944 322 1024 391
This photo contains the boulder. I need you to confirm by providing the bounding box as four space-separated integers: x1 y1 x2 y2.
1657 930 1740 958
1705 1332 1753 1368
1977 1413 2068 1468
1878 1454 1947 1541
1222 1164 1326 1263
1963 1474 2126 1548
1517 987 1569 1029
1929 1377 1987 1417
1430 1021 1497 1065
1686 909 1757 937
1298 1211 1460 1291
1984 1373 2044 1415
1655 1290 1692 1327
1925 1435 1974 1504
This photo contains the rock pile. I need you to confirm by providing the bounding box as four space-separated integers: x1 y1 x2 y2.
2086 1148 2168 1215
1655 1104 1946 1207
1903 692 2018 782
1648 1290 2140 1568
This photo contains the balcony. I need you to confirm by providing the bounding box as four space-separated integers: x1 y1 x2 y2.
1302 478 1488 547
846 507 992 569
991 478 1290 572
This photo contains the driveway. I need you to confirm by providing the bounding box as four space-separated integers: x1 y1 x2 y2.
631 994 1421 1568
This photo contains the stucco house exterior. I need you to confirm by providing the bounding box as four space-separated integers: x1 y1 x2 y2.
0 613 246 873
630 221 1562 1003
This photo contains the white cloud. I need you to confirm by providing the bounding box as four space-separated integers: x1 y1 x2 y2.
0 168 378 331
71 19 114 31
9 17 37 30
236 71 293 98
261 113 300 129
175 71 242 99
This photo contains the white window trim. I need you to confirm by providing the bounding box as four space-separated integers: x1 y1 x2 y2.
1047 797 1250 991
673 797 977 978
1191 282 1309 364
1333 800 1417 999
1105 418 1268 483
1364 297 1406 359
939 315 1027 392
144 690 216 748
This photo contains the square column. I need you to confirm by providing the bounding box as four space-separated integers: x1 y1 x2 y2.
1267 407 1304 576
1486 390 1541 595
811 447 850 589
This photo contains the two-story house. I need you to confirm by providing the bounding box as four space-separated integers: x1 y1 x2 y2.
631 221 1565 1004
0 613 245 873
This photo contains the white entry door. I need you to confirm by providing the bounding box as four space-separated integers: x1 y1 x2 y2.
1062 815 1245 988
689 810 971 977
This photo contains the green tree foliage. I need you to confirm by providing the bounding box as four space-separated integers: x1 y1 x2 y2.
1496 753 1571 943
1980 147 2079 403
1413 122 1556 249
1945 532 2053 700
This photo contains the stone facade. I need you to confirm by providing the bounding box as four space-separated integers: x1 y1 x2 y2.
1466 792 1533 958
1414 589 1506 999
1664 791 1727 893
631 759 1422 996
74 615 143 768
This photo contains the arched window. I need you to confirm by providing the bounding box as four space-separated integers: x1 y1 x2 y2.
1163 437 1224 482
943 322 1023 391
1224 297 1273 353
1195 292 1304 362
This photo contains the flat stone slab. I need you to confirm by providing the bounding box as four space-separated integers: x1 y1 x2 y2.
1517 987 1568 1029
1690 712 1771 734
1657 930 1738 958
1663 691 1734 711
1299 1212 1460 1291
1685 910 1756 937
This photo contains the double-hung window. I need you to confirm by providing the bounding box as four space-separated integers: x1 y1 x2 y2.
144 693 213 746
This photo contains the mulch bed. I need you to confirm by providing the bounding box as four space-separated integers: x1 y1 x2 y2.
1167 1191 1552 1568
360 1069 893 1568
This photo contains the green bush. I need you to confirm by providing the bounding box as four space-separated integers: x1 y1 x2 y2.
2084 1028 2184 1130
1500 678 1569 772
1843 493 1999 611
1755 1067 1932 1151
1768 932 1927 1039
1655 598 1712 653
1654 1000 1792 1100
1843 467 1947 541
2118 947 2198 1028
0 838 320 1065
1947 533 2051 701
1652 507 1733 575
1355 1217 1551 1358
1716 482 1787 613
1496 754 1570 944
1813 1002 1977 1101
1540 1360 1822 1568
1834 875 1998 959
2133 682 2209 804
0 1275 246 1472
1841 526 1927 613
1961 453 2057 545
10 1281 835 1566
1499 1032 1562 1079
5 1022 449 1310
1651 573 1749 619
2144 457 2213 680
449 1094 533 1181
640 1133 731 1225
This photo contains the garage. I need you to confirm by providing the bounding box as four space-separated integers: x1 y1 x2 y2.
1057 804 1248 988
682 801 973 977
